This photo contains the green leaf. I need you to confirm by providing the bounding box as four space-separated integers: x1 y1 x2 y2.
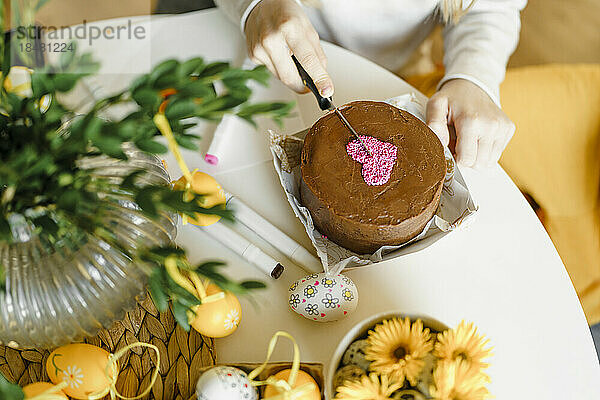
165 99 197 120
240 281 267 290
120 170 144 191
0 372 24 400
31 72 54 97
57 190 81 212
53 74 80 92
59 46 76 70
150 60 180 89
135 188 159 217
222 65 270 86
89 132 126 159
129 74 149 93
0 265 6 291
150 59 179 82
148 269 168 312
172 301 191 331
153 74 178 90
179 57 205 77
174 134 198 150
0 216 11 241
196 260 226 271
132 88 160 109
201 61 229 78
134 138 168 154
32 215 58 236
179 80 212 98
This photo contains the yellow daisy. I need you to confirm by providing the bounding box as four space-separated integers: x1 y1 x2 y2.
434 321 492 370
430 359 490 400
335 373 402 400
365 317 434 386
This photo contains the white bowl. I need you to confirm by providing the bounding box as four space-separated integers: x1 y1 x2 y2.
326 311 449 399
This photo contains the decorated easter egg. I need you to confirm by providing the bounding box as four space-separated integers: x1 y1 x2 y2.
342 339 371 370
263 369 320 400
173 171 226 226
46 343 117 399
23 382 68 399
195 366 257 400
190 283 242 338
288 272 358 322
416 352 436 396
332 365 365 390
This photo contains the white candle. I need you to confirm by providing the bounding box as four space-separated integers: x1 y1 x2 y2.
205 58 255 166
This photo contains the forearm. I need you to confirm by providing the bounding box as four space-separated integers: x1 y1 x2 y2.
440 0 527 106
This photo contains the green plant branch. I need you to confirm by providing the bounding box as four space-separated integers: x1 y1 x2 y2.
1 50 292 330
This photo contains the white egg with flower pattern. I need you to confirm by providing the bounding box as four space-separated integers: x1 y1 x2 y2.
288 272 358 322
195 366 257 400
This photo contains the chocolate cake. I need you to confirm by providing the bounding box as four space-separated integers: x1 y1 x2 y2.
300 100 446 254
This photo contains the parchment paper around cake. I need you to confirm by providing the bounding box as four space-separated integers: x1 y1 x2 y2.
270 94 477 273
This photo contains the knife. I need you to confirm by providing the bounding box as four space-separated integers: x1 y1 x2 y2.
291 55 373 157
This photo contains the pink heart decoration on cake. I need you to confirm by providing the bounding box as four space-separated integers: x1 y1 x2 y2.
346 135 397 186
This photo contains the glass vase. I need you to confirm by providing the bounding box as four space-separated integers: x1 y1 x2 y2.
0 146 177 348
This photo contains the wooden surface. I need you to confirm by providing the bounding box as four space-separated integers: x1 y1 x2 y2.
1 295 217 400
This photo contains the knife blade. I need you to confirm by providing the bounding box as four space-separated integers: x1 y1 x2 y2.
291 55 373 157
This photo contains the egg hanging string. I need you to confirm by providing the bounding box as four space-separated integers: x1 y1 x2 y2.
247 331 317 400
87 342 160 400
153 113 225 303
27 382 68 400
164 255 225 304
153 112 194 226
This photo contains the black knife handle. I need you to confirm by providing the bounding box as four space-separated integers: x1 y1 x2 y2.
291 54 332 111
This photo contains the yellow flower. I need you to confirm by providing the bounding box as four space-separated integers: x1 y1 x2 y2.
430 359 490 400
365 317 434 386
335 373 402 400
434 321 492 370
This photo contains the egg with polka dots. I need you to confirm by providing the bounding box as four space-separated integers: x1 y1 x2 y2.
288 272 358 322
195 366 257 400
342 339 371 370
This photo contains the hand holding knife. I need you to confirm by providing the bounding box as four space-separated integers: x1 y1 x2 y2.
291 55 373 158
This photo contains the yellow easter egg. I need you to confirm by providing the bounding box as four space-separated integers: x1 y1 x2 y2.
23 382 68 399
190 283 242 338
173 171 226 226
46 343 117 399
263 369 321 400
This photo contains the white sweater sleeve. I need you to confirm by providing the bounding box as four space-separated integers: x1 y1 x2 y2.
214 0 302 32
213 0 263 31
439 0 527 107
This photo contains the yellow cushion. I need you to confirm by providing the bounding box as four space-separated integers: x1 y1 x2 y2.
407 64 600 324
500 64 600 324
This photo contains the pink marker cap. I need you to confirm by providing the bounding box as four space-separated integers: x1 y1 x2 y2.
204 154 219 165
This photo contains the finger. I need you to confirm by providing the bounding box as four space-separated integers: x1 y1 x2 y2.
492 125 515 165
307 28 327 68
262 33 307 93
285 35 333 97
426 95 450 146
490 139 505 166
474 136 494 169
453 118 478 167
250 46 278 79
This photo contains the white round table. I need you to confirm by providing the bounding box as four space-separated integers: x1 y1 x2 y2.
52 8 600 399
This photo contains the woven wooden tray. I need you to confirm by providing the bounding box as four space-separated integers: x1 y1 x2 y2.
0 294 216 400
